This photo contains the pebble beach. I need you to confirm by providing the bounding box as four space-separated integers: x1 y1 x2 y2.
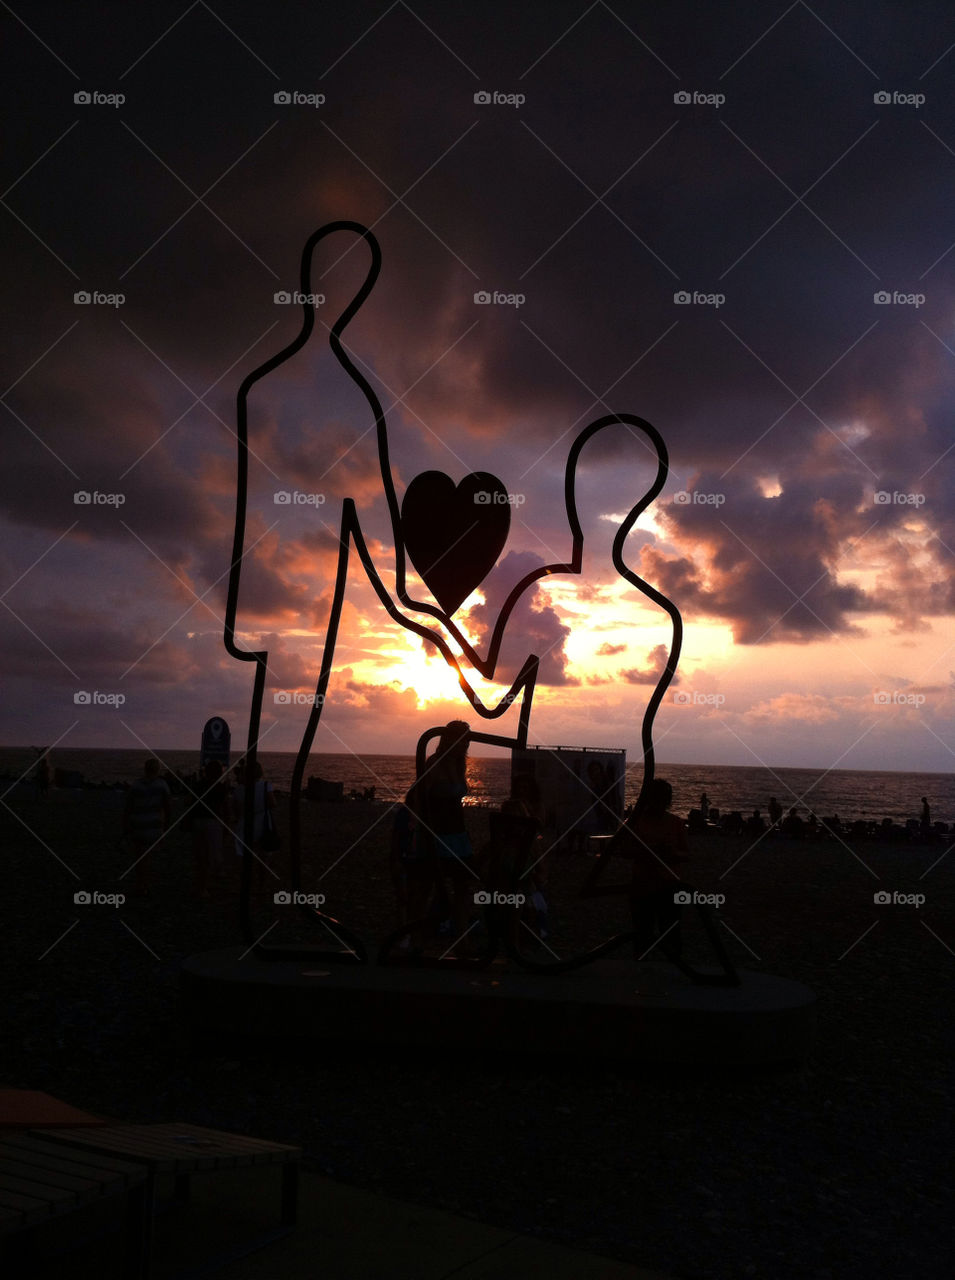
3 785 953 1279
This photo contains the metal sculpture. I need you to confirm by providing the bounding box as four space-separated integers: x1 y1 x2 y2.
224 222 685 969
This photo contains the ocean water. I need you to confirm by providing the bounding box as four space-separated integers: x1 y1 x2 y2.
2 747 951 826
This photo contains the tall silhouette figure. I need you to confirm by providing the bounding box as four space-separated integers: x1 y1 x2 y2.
224 222 681 959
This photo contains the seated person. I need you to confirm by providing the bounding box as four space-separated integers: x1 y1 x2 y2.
781 806 805 838
745 808 766 836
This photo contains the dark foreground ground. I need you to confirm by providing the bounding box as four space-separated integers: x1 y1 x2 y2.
2 788 953 1279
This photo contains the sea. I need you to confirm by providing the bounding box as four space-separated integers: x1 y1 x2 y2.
2 747 952 826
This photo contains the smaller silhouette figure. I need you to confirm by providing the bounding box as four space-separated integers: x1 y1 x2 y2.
920 796 931 830
123 758 170 894
767 796 783 830
699 792 710 821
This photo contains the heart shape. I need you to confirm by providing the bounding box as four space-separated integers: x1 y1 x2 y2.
400 471 510 615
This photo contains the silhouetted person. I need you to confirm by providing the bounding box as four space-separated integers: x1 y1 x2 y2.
502 774 547 937
745 809 766 836
768 796 783 830
124 758 170 894
390 781 434 949
233 759 275 889
699 791 710 821
822 813 841 837
420 721 476 953
627 778 689 962
781 806 804 838
192 759 229 898
920 797 931 831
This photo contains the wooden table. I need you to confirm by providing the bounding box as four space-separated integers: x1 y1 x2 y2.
41 1122 301 1277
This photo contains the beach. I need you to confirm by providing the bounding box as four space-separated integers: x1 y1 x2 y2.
3 786 953 1279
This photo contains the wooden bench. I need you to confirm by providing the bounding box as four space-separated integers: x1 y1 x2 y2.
0 1131 147 1272
41 1122 301 1277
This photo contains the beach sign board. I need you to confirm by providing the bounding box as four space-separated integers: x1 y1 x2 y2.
511 745 626 846
200 716 231 768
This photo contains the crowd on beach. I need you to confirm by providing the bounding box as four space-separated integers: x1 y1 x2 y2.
19 745 947 922
107 755 278 898
690 789 946 843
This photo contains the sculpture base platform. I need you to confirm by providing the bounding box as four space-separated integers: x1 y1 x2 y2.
180 948 816 1067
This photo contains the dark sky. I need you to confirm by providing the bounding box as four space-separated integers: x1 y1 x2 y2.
2 1 954 768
